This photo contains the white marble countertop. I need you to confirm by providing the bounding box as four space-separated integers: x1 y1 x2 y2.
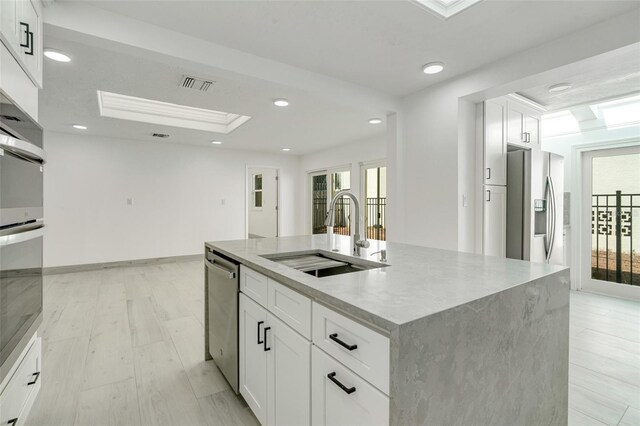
205 235 567 333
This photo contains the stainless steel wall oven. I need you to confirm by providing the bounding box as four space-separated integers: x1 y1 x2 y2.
0 92 45 381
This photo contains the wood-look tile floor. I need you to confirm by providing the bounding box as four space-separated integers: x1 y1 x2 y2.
25 260 640 426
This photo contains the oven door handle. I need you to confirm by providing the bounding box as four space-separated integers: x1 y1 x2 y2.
0 224 45 246
0 134 47 164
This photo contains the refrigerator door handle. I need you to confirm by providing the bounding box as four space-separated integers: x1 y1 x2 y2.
546 176 557 261
544 176 551 259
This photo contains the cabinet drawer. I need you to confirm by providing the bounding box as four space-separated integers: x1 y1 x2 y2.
240 265 268 308
312 303 389 394
311 347 388 426
268 279 311 339
0 337 41 426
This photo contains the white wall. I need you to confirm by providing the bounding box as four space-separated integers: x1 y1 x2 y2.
43 131 301 267
299 134 386 234
394 12 640 252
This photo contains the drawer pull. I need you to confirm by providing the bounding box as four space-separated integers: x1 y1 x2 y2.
257 321 264 345
263 327 271 351
327 372 356 394
28 371 40 385
8 419 18 426
329 333 357 351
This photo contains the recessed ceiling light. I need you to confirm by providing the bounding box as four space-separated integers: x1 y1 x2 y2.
368 118 382 124
422 62 444 74
548 83 572 93
282 148 291 152
72 124 87 130
274 99 289 107
211 140 222 145
44 49 71 62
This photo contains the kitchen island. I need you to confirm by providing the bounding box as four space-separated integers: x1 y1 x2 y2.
204 234 569 425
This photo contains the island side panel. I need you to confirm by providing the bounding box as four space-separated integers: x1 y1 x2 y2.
389 269 570 425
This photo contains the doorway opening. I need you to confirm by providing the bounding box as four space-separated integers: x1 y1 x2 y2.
582 146 640 298
362 162 387 241
247 167 279 238
310 168 351 236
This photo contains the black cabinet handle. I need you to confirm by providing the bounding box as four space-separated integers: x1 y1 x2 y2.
8 418 18 426
27 371 40 385
329 333 357 351
19 22 34 56
263 327 271 351
327 372 356 394
257 321 264 344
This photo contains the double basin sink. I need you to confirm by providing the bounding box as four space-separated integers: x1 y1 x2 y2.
261 250 387 278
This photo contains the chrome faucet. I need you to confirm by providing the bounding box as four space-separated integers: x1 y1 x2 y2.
325 190 370 255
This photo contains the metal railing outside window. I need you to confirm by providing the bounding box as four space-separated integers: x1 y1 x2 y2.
591 191 639 286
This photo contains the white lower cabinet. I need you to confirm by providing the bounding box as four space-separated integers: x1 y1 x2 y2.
240 293 269 424
311 347 388 426
483 184 507 257
239 293 311 426
0 336 41 426
267 312 311 426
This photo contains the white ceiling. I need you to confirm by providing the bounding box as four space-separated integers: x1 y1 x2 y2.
518 45 640 111
39 36 387 154
84 0 640 96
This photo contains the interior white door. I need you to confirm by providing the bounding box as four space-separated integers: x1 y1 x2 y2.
483 185 507 257
248 167 278 238
267 313 311 426
484 99 507 186
239 294 269 425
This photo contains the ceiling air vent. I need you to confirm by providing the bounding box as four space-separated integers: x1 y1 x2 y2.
152 133 170 138
178 75 215 92
0 115 22 122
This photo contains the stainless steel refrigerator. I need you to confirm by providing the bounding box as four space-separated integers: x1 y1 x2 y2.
507 150 564 265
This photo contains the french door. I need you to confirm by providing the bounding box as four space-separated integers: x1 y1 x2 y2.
309 168 351 235
361 162 387 241
581 145 640 299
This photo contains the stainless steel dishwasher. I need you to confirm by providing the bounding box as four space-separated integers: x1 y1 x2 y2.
205 249 240 394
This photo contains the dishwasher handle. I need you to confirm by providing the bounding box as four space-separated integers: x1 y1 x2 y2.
205 257 237 279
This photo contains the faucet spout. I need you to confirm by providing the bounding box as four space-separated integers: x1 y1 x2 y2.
325 190 369 255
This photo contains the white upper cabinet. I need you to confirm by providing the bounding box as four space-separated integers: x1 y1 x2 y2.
507 99 541 150
525 113 540 148
0 0 43 88
484 99 507 186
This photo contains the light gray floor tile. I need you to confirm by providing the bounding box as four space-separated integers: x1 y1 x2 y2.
74 378 141 426
619 406 640 426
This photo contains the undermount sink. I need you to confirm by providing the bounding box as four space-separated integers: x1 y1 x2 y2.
261 250 387 278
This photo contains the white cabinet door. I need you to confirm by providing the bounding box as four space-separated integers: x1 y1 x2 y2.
525 113 540 149
18 0 42 87
267 314 311 426
239 294 268 425
311 347 389 426
484 99 507 186
0 0 20 52
506 102 526 146
483 185 507 257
